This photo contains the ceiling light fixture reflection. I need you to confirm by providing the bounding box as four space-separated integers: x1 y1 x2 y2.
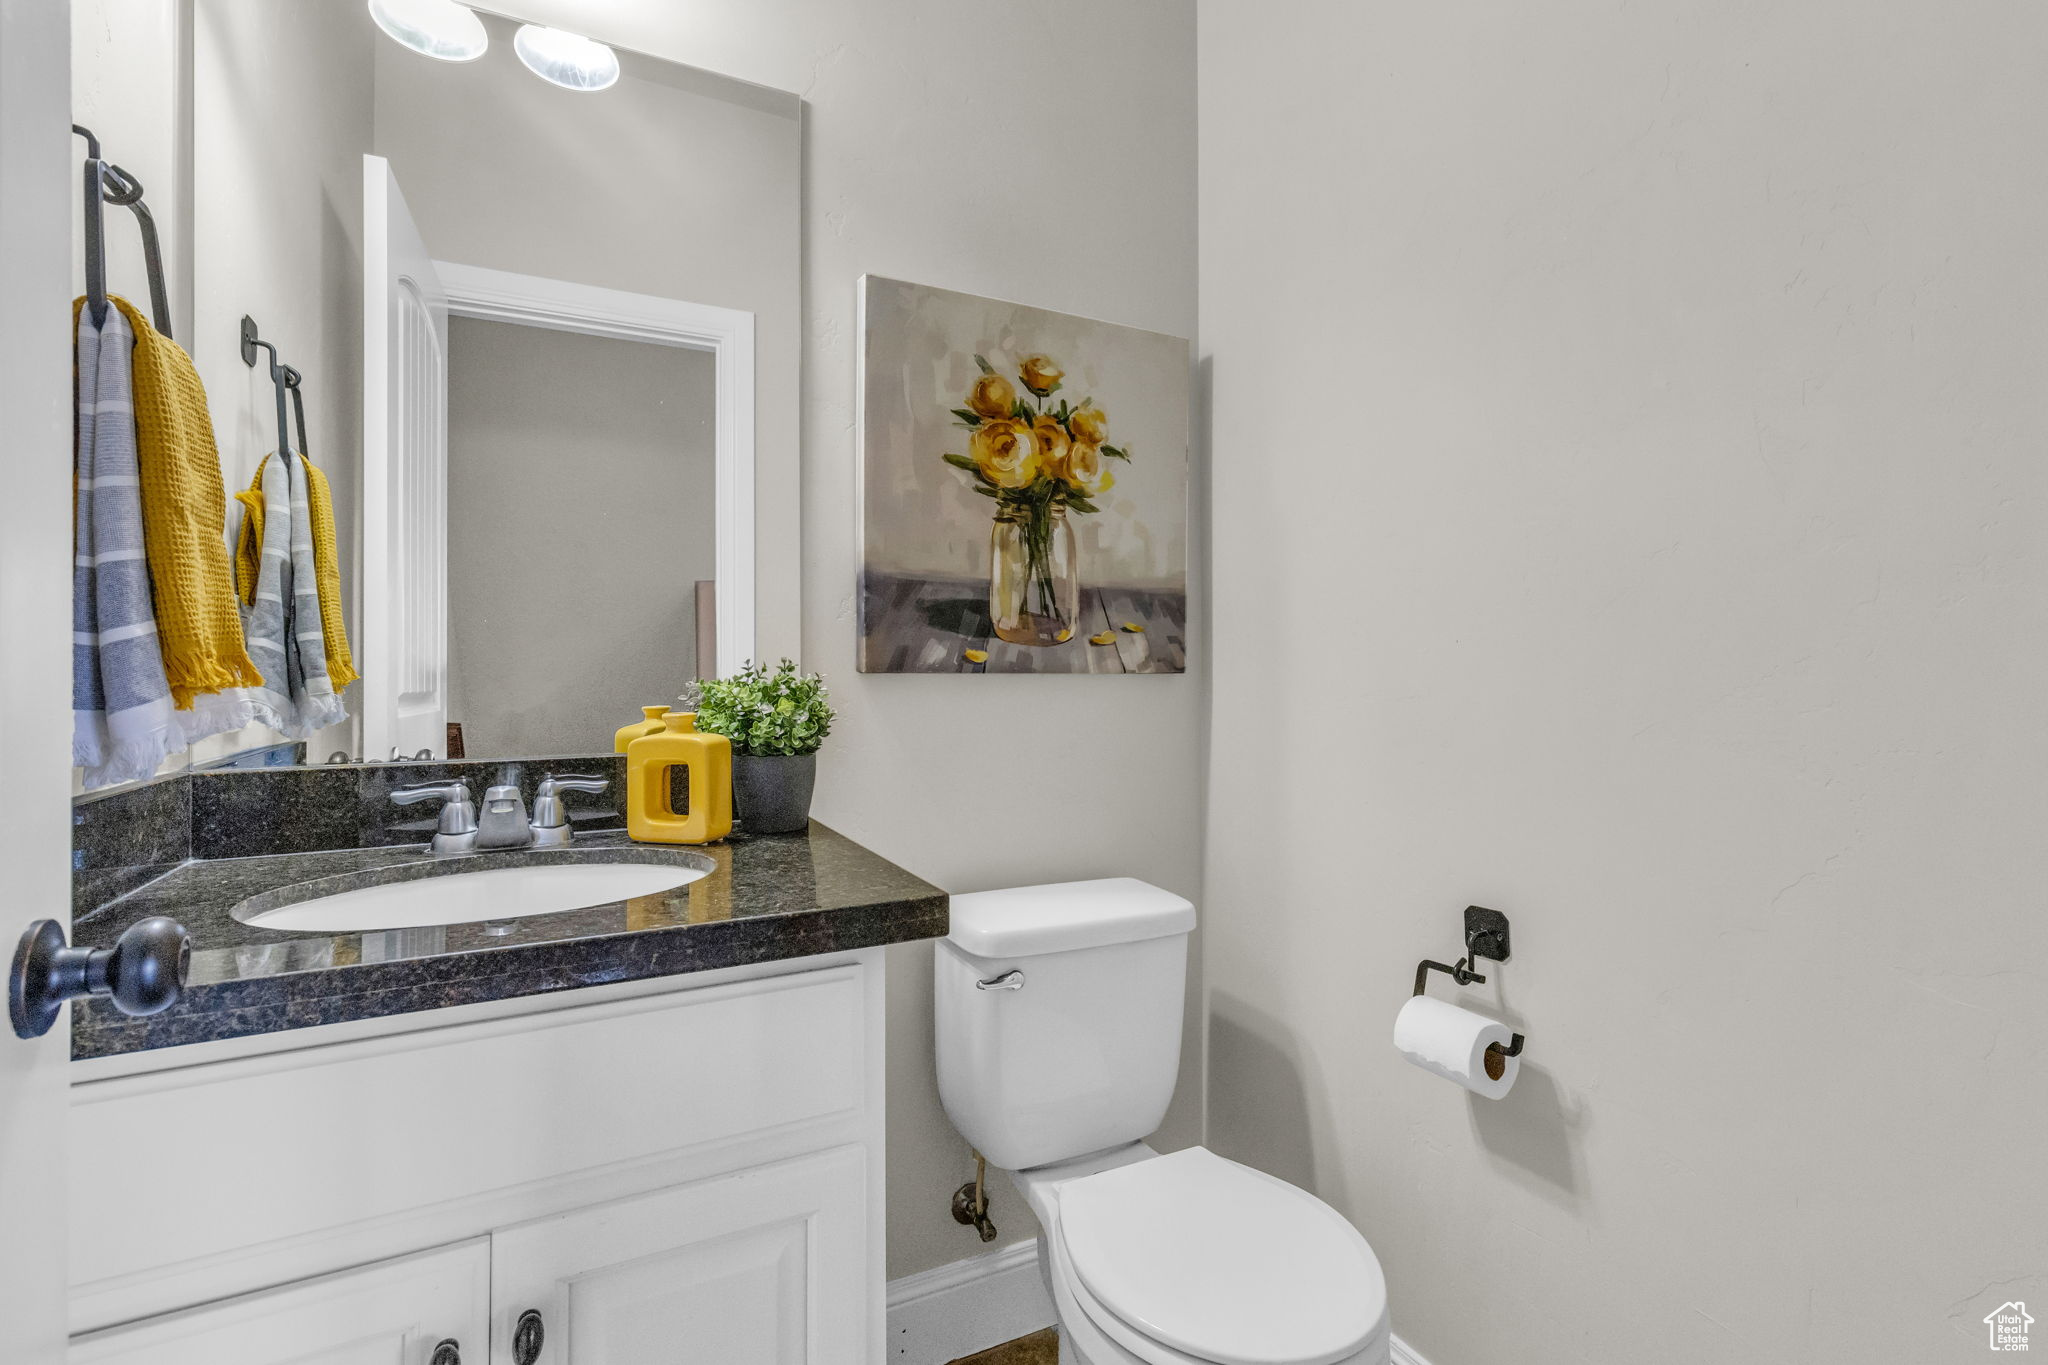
367 0 488 62
513 24 621 91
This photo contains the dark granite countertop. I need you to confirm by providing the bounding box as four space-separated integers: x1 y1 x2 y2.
70 823 947 1059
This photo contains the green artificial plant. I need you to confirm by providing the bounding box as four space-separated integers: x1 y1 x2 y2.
687 659 835 757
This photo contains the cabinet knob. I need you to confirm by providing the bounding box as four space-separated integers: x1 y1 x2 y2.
9 916 190 1040
513 1309 545 1365
429 1340 461 1365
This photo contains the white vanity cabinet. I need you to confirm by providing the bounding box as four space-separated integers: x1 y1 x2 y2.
65 953 888 1364
490 1146 866 1365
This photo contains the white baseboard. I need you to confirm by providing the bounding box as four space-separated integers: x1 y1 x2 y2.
886 1240 1054 1363
1390 1330 1431 1365
886 1242 1432 1365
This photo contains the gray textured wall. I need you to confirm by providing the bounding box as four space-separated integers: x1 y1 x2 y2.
1199 3 2048 1362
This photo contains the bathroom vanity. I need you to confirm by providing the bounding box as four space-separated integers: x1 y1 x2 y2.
62 761 946 1365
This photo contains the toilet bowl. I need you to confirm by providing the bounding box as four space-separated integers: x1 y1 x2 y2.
935 880 1391 1365
1017 1144 1389 1365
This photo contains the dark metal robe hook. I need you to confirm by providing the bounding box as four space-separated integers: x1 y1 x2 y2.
240 315 293 461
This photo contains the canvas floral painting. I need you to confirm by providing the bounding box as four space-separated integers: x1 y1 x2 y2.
857 277 1189 674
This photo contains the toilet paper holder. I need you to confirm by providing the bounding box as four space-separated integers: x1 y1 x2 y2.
1412 905 1524 1059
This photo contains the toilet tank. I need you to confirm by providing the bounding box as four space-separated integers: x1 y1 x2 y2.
935 878 1195 1172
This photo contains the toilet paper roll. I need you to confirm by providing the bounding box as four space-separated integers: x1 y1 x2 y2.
1393 994 1521 1099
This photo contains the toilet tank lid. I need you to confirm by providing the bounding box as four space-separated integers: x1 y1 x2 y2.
947 878 1195 959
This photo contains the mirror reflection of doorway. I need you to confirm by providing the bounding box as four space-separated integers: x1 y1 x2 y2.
361 241 755 764
443 317 715 760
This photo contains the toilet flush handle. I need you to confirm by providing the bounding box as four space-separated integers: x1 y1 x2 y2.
975 969 1026 992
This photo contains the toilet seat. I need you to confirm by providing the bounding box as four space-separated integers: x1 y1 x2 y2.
1053 1148 1387 1365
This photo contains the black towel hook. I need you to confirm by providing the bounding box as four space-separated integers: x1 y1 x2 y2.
240 315 293 463
282 364 310 457
71 125 173 338
73 125 108 328
98 162 172 338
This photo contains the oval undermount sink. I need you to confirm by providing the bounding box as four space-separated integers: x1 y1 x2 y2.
237 859 710 934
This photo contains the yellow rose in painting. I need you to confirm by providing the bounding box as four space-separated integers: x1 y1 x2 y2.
1068 404 1108 445
1062 441 1115 498
1017 354 1064 396
970 418 1040 489
1032 416 1070 474
967 372 1016 420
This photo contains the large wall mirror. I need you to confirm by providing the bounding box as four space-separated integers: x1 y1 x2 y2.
71 0 799 776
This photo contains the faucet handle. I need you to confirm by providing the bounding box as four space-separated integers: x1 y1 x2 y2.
537 773 609 797
391 779 469 809
531 774 609 847
390 781 478 855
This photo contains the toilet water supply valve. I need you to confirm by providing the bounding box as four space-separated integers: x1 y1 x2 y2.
952 1150 999 1242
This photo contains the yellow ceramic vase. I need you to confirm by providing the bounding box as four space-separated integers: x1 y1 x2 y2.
626 712 733 844
614 705 672 753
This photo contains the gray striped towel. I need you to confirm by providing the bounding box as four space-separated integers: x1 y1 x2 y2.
73 306 178 789
240 450 344 738
73 306 253 788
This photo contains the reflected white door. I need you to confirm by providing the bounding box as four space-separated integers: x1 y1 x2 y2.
490 1147 868 1365
362 155 449 760
70 1240 490 1365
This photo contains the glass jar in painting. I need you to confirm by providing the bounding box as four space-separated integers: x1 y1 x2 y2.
989 497 1079 647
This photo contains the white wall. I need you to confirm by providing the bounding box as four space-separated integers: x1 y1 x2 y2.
488 0 1204 1279
1199 3 2048 1363
444 318 715 758
188 0 373 764
71 0 188 339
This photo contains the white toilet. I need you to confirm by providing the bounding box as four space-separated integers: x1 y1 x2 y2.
937 879 1390 1365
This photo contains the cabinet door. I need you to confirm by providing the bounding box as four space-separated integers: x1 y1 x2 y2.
71 1240 489 1365
491 1146 867 1365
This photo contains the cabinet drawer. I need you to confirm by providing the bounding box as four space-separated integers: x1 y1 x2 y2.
71 966 865 1300
71 1239 489 1365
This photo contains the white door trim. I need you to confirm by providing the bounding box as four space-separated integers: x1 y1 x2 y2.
1391 1331 1435 1365
434 262 757 679
0 0 79 1359
361 156 450 762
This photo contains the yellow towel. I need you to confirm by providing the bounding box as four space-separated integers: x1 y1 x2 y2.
303 457 358 690
233 451 357 691
232 466 265 604
89 296 262 707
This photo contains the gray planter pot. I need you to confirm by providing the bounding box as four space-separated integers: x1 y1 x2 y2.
731 752 817 835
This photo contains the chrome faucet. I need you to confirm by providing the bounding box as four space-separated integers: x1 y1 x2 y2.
475 769 533 850
529 774 610 848
390 781 478 857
